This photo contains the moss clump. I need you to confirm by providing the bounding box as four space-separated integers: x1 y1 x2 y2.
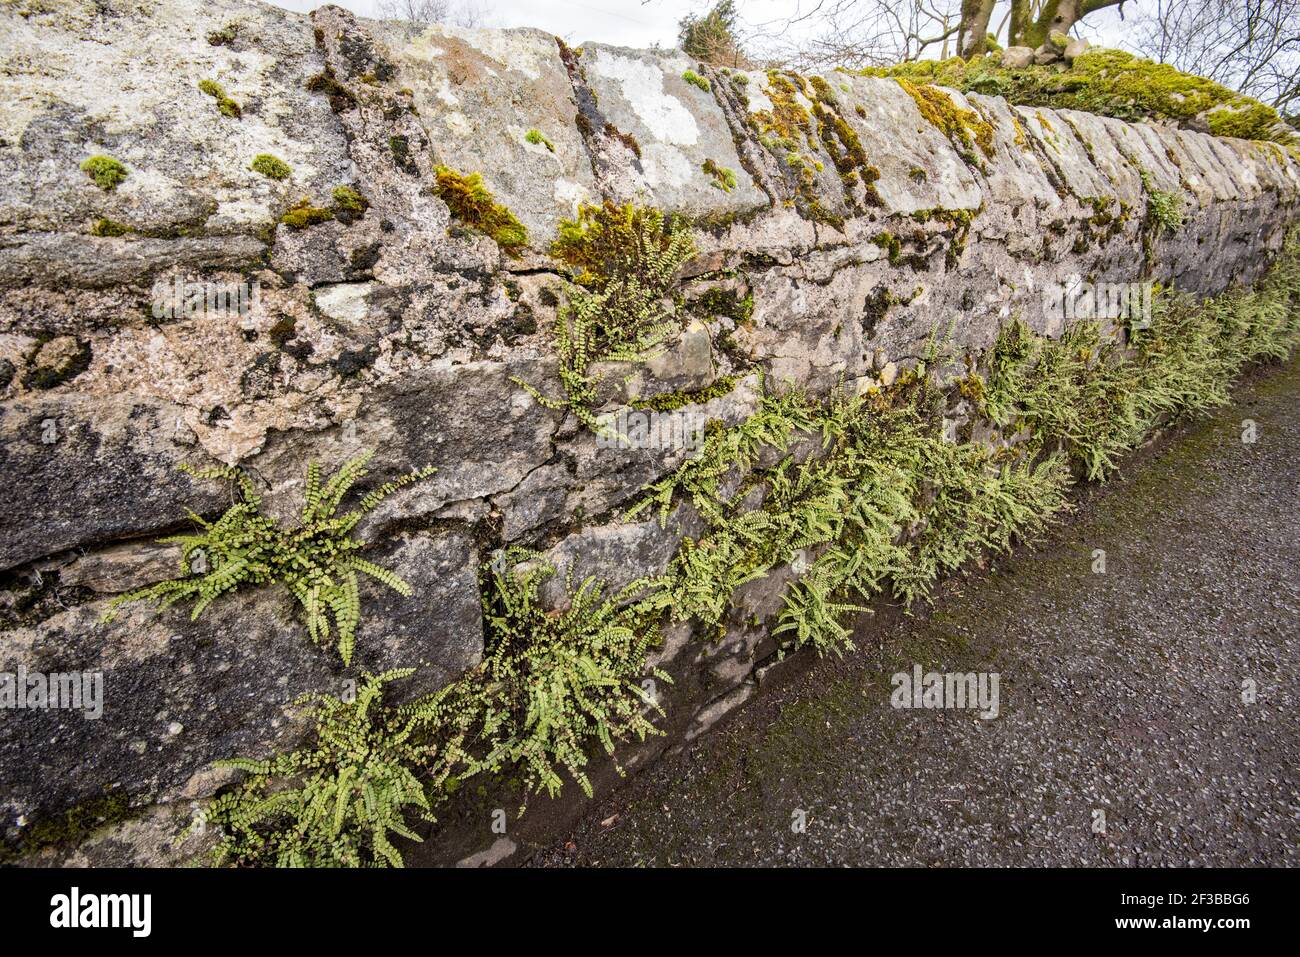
751 72 813 159
1010 115 1028 148
250 153 292 180
79 155 127 191
682 69 711 93
911 206 980 266
207 22 238 46
331 184 370 223
603 122 642 160
524 128 555 152
90 217 131 237
388 135 419 175
749 70 880 223
872 231 903 266
754 70 883 221
860 49 1293 145
692 287 754 323
633 374 741 412
550 200 690 288
1139 169 1185 265
1207 102 1280 140
702 158 737 192
0 791 135 863
432 165 528 256
896 78 994 168
806 75 881 207
198 79 241 118
280 196 334 230
277 186 368 231
306 69 356 112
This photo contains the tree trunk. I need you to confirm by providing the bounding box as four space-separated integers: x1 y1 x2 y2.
959 0 998 57
1014 0 1124 50
1007 0 1034 47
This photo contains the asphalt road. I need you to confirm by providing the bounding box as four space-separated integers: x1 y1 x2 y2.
532 361 1300 867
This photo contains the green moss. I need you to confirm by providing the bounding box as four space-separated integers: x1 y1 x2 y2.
702 158 737 192
280 196 334 230
250 153 292 180
692 286 754 323
682 69 711 93
432 165 528 256
633 374 741 412
1 791 135 863
524 128 555 152
807 75 881 206
1207 102 1280 140
872 231 903 266
860 48 1293 146
90 217 131 237
198 79 241 118
79 155 127 191
331 184 370 223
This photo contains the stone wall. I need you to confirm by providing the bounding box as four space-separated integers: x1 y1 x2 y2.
0 0 1295 865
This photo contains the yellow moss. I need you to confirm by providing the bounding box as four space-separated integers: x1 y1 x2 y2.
432 165 528 256
1011 115 1028 148
280 197 333 230
897 78 994 168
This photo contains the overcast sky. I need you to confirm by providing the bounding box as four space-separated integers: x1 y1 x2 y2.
263 0 1149 53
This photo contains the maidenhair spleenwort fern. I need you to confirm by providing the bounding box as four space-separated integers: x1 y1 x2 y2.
420 549 672 802
513 202 696 433
633 381 1072 656
976 232 1300 482
191 670 440 867
192 553 672 866
105 452 434 665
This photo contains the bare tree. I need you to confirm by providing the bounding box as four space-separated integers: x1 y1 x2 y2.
748 0 1131 69
1129 0 1299 118
375 0 491 29
757 0 963 71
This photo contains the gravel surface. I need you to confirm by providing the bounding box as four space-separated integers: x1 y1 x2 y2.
531 362 1300 867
